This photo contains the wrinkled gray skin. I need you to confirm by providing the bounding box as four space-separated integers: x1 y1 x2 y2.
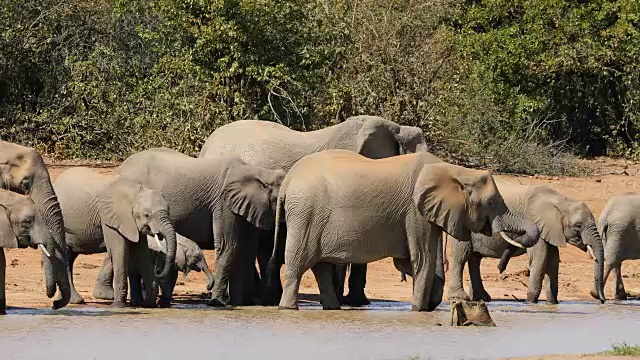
0 141 70 310
448 181 605 304
0 191 59 314
113 148 284 307
594 192 640 300
200 115 429 306
269 150 539 311
54 167 177 308
450 300 496 326
148 233 215 295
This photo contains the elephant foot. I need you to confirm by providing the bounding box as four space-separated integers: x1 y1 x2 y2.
69 292 85 305
207 297 228 307
341 291 370 307
111 301 127 308
157 298 172 308
0 299 6 315
262 287 283 307
471 290 492 302
589 288 599 300
278 305 299 310
447 288 471 301
141 300 158 309
525 293 540 304
615 292 628 301
546 299 559 305
92 286 114 300
411 304 430 312
52 298 67 310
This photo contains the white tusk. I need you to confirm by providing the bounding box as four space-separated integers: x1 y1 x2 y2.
587 245 597 262
39 244 51 258
154 234 165 251
499 231 525 249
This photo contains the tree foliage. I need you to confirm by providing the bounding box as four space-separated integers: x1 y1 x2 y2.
1 0 639 174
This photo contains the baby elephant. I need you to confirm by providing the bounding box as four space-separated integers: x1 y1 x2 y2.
148 233 214 306
450 300 496 326
595 192 640 300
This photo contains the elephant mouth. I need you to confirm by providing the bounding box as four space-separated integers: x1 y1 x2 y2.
479 219 492 237
17 234 31 248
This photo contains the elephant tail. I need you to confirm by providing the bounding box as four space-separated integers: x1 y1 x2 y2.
264 192 286 305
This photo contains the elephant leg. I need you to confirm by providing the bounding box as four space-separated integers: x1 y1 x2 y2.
467 254 491 302
332 264 347 303
343 263 370 306
92 252 115 300
131 239 157 308
613 263 627 300
208 212 239 307
66 252 85 304
410 227 439 312
0 249 5 315
128 270 143 307
543 245 559 304
312 262 341 310
103 227 129 307
256 230 274 295
279 267 305 310
447 238 471 301
158 268 178 308
526 240 548 304
228 223 258 306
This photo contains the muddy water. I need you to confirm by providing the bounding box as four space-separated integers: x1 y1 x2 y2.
1 300 639 360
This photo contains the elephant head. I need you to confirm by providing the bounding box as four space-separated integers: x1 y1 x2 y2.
0 190 71 308
527 187 605 303
97 178 177 279
413 163 540 248
222 162 286 230
352 116 428 159
0 142 70 309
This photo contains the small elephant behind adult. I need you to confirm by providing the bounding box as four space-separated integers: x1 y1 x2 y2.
447 181 605 304
267 150 539 311
54 167 178 308
596 192 640 300
0 190 62 314
450 300 496 326
148 233 215 303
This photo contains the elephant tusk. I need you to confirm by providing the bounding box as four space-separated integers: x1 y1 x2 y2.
39 244 51 258
154 234 165 251
587 245 597 262
499 231 525 249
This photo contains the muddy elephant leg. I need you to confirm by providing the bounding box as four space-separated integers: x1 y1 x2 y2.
343 263 370 306
0 249 5 315
526 240 548 304
613 263 627 300
157 268 178 308
103 228 129 308
312 262 341 310
332 264 347 303
410 228 439 312
467 254 491 302
543 245 559 304
92 252 115 300
208 212 239 307
66 252 85 304
447 237 471 301
279 267 305 310
228 222 258 306
130 239 156 308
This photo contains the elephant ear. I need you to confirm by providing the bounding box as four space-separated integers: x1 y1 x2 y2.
0 205 18 248
413 164 470 241
223 164 274 230
355 116 401 159
97 184 140 242
527 192 566 247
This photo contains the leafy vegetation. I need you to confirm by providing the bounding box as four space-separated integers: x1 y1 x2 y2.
604 342 640 356
1 0 639 175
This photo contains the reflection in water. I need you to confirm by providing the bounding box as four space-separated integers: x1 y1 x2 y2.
1 301 640 359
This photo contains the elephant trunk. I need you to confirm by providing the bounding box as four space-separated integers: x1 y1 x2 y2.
201 260 215 291
491 211 540 248
32 214 70 309
32 170 71 309
154 212 177 279
583 223 605 303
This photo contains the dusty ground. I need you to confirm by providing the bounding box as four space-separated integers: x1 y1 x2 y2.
4 158 640 310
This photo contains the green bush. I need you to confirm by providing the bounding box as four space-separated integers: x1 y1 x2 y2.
1 0 638 174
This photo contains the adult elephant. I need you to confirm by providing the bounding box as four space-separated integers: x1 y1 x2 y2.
268 150 539 311
0 141 71 309
595 192 640 300
115 148 284 307
54 167 177 307
199 115 428 306
447 181 605 304
0 190 61 314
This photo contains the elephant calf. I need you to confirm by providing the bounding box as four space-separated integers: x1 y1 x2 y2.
267 150 539 311
596 192 640 300
148 233 215 299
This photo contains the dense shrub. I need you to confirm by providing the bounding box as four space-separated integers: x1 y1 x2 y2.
1 0 638 174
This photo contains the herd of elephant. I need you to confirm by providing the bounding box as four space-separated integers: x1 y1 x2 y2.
1 115 639 315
